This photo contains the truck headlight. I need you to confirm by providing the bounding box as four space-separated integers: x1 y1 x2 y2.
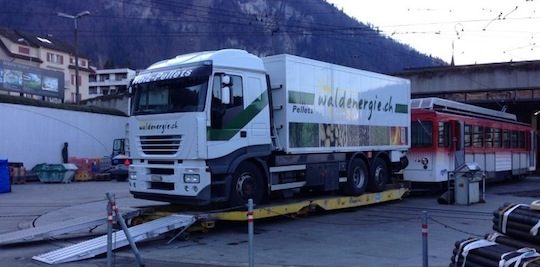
183 174 200 183
129 166 137 180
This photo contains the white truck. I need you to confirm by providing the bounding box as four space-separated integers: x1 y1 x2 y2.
128 49 411 206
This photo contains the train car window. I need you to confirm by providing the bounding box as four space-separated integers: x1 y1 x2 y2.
485 128 494 148
438 121 450 147
472 126 484 148
518 131 525 148
464 124 472 147
411 120 433 147
503 130 511 148
511 131 518 148
493 128 502 148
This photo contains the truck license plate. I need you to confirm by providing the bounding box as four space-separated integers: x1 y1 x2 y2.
151 175 163 182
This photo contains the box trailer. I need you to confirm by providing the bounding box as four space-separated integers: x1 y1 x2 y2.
128 49 410 206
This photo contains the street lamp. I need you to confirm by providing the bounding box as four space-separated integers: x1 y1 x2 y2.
57 10 90 104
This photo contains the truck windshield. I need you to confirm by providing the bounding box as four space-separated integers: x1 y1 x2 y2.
132 76 209 115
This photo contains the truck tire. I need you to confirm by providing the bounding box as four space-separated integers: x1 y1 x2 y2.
342 158 368 196
368 157 389 192
229 162 265 207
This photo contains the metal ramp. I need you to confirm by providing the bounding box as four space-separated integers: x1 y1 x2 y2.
32 214 196 265
0 214 107 246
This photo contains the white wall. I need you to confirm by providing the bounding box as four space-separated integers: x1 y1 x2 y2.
0 103 127 168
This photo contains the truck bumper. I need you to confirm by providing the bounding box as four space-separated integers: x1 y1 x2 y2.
128 160 214 205
131 186 212 205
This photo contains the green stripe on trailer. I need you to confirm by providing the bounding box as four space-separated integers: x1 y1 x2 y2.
288 91 315 105
395 104 408 114
207 91 269 141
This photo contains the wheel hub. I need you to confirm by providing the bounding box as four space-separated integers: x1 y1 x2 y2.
353 167 366 188
235 173 254 198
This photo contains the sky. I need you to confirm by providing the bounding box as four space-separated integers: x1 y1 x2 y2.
326 0 540 65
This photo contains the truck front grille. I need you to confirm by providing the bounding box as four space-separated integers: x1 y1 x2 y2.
139 135 181 155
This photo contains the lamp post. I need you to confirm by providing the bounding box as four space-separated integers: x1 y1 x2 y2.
57 10 90 104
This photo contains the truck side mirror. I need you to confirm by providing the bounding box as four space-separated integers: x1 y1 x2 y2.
221 86 231 105
222 75 231 86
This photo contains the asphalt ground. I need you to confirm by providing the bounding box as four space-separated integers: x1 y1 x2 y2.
1 177 540 267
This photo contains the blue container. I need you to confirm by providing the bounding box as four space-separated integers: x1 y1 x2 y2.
0 160 11 193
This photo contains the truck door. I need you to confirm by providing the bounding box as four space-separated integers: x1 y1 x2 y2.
208 73 249 158
452 120 465 168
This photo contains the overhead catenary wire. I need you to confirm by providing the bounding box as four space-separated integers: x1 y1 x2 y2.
1 1 539 38
2 0 538 65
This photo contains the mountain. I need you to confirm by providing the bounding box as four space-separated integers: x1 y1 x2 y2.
0 0 445 73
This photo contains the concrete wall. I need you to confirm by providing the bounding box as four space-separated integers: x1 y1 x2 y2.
0 103 127 168
406 68 540 94
399 61 540 95
83 94 130 115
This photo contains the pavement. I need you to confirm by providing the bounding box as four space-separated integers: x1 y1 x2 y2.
1 177 540 267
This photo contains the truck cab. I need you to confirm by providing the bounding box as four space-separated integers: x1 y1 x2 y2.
128 50 272 205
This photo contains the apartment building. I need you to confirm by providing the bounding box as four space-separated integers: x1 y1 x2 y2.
0 27 94 103
88 68 136 97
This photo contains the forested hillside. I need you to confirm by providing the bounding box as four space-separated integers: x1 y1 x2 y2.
0 0 445 73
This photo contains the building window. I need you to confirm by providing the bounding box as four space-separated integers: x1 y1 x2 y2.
70 57 75 64
70 75 81 86
99 74 110 81
18 46 30 55
47 52 64 64
115 73 127 81
89 87 98 94
89 75 96 82
117 85 128 93
80 59 86 67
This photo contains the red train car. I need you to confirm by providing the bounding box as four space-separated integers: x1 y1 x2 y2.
404 98 536 183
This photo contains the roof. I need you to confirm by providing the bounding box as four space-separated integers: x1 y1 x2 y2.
93 68 136 74
0 26 89 58
148 49 265 73
68 64 95 74
0 38 43 63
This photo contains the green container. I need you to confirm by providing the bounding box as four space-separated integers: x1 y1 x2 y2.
32 164 78 183
32 164 50 181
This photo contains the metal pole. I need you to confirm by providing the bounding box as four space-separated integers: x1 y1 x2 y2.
106 196 113 267
248 199 254 267
74 18 80 104
422 211 428 267
106 193 145 267
482 172 486 203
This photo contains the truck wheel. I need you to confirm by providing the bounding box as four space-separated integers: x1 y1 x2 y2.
229 162 265 207
368 157 389 192
342 158 368 196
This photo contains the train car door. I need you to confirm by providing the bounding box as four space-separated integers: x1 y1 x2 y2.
452 120 465 168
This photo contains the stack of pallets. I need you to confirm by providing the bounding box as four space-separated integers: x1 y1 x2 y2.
68 157 113 181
